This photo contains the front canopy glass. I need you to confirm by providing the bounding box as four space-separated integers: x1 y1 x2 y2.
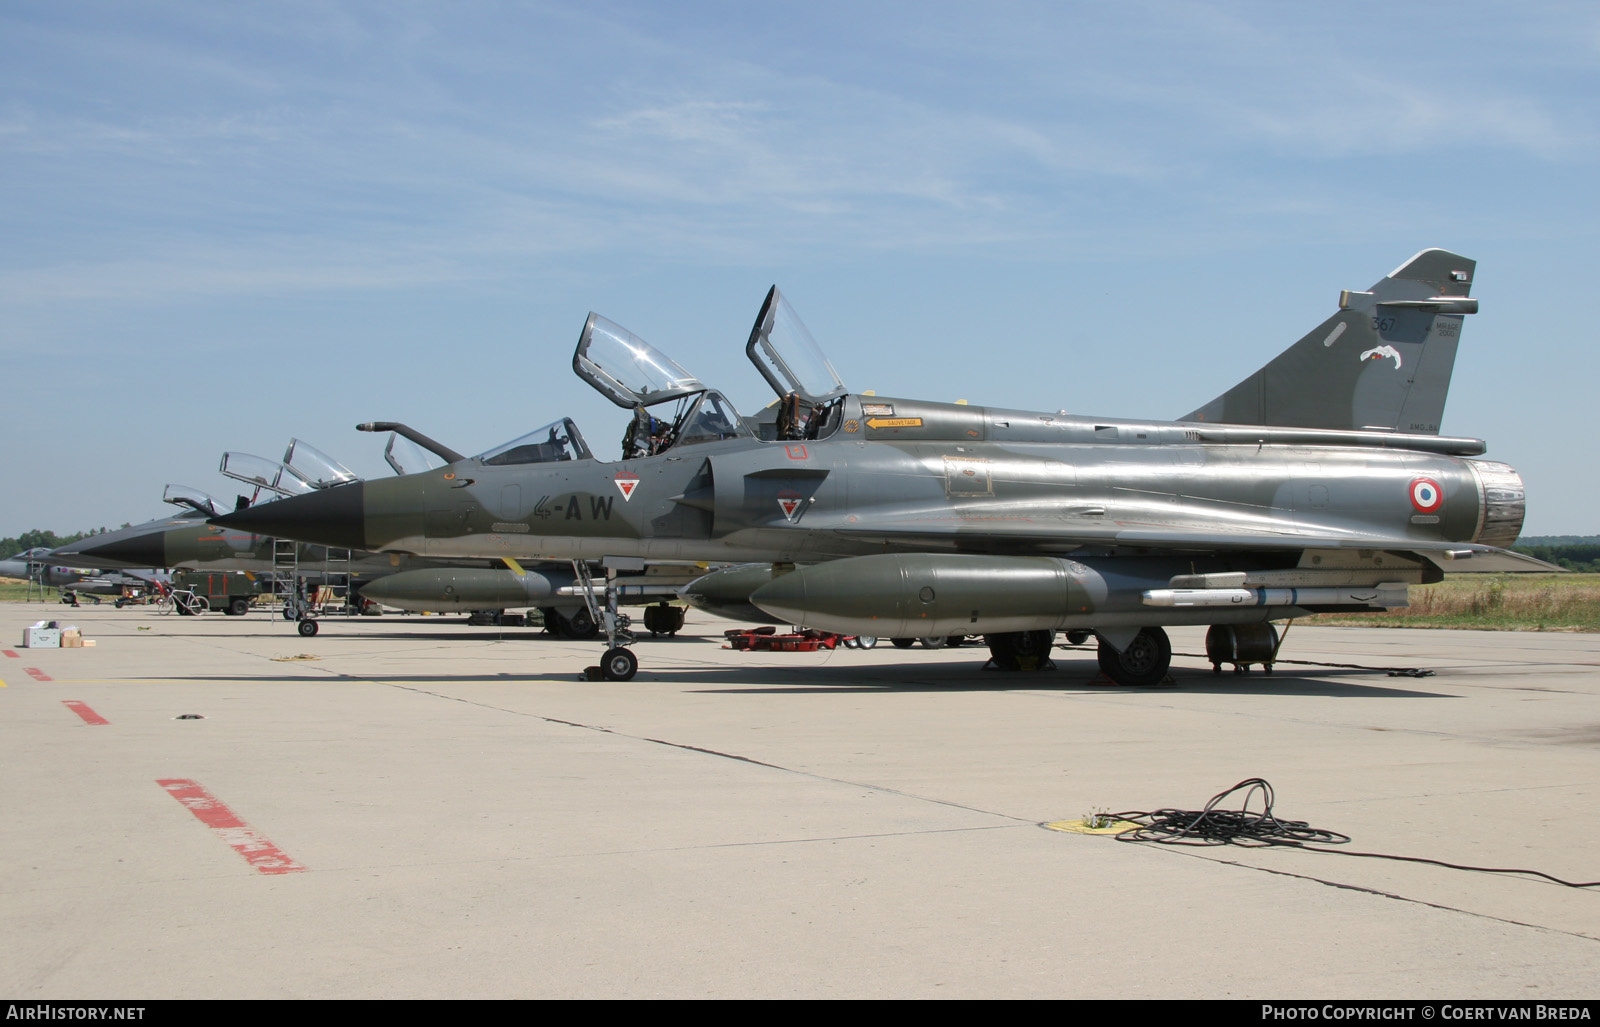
383 433 446 476
477 418 594 466
162 485 229 518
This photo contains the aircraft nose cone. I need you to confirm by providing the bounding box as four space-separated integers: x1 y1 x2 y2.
55 533 167 569
212 482 367 550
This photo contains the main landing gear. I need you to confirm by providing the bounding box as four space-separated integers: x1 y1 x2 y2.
1095 627 1172 688
983 630 1056 672
542 605 599 640
977 628 1172 682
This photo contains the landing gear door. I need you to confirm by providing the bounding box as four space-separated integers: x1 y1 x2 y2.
574 312 708 410
745 286 847 405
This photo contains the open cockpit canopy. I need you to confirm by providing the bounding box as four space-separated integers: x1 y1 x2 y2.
572 310 750 458
219 452 316 498
282 438 359 489
574 313 707 410
745 286 850 442
746 286 846 406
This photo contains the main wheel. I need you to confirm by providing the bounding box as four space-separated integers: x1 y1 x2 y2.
856 636 878 649
1096 627 1172 687
984 630 1054 671
919 636 946 649
562 607 600 640
601 646 638 681
890 638 915 649
298 618 319 637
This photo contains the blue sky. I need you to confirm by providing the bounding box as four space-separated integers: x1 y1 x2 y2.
3 1 1597 538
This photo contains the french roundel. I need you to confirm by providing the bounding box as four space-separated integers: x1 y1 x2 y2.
1409 477 1443 513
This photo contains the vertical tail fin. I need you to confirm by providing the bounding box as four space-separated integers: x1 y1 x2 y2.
1182 249 1477 434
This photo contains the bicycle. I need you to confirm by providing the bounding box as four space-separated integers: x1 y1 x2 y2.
155 588 209 616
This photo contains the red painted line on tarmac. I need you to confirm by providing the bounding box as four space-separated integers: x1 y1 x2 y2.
25 667 51 681
157 779 307 875
62 700 109 725
3 650 18 658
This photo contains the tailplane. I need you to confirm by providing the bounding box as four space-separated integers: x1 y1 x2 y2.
1182 249 1477 434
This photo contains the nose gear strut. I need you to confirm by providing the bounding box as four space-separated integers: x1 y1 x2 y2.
573 559 638 681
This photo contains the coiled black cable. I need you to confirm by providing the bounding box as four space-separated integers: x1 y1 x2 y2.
1109 777 1599 888
1112 777 1347 847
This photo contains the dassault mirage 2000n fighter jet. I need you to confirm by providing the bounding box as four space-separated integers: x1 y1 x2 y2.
214 249 1539 683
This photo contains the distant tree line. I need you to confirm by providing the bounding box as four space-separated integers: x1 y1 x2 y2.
1512 536 1600 572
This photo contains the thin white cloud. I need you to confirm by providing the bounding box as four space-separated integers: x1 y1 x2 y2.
2 3 1596 312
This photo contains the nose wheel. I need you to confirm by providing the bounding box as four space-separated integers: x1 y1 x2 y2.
596 646 638 681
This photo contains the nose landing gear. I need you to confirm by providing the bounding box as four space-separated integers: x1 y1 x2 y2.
573 560 639 681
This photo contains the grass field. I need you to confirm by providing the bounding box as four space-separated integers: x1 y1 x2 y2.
5 575 1599 631
0 579 56 602
0 580 110 608
1299 573 1600 632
